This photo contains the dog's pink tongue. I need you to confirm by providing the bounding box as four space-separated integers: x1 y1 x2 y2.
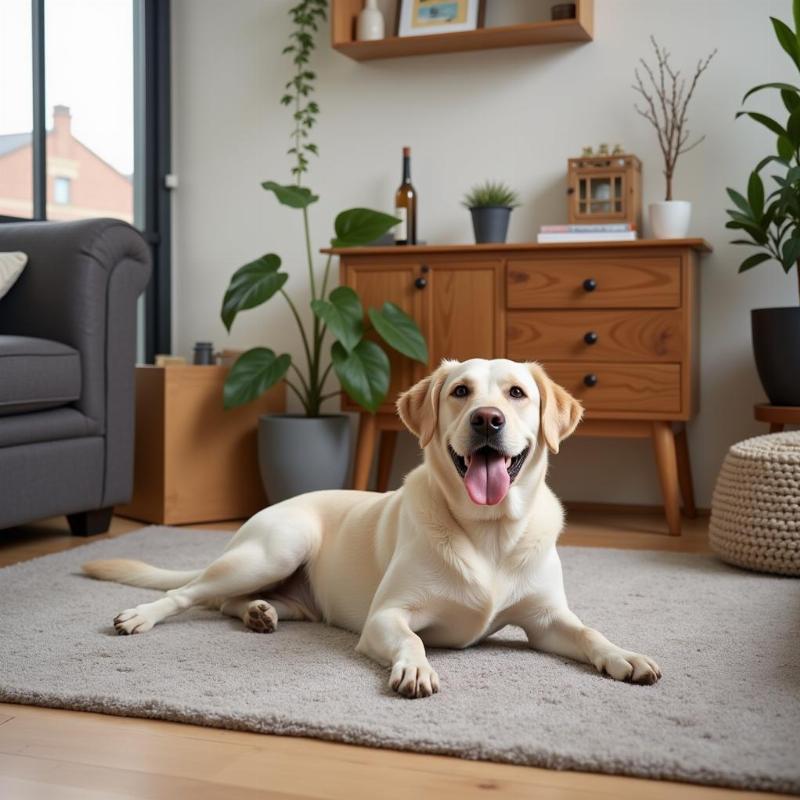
464 450 510 505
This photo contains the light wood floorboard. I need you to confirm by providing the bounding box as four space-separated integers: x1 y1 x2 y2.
0 509 780 800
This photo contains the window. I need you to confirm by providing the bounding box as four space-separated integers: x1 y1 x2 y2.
53 176 70 204
1 0 172 363
0 0 34 219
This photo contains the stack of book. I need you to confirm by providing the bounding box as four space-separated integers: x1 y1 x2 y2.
536 223 637 243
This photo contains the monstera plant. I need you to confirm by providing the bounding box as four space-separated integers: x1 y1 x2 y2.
221 0 427 501
725 0 800 405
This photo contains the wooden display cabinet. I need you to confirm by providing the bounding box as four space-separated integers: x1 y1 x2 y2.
568 154 642 230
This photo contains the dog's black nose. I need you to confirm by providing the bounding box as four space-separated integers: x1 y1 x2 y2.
470 406 505 434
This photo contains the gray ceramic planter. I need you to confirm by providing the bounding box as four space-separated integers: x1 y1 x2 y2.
751 307 800 405
258 414 351 503
470 206 512 243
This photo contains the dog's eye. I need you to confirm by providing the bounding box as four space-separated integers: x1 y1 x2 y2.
509 386 526 399
451 384 470 399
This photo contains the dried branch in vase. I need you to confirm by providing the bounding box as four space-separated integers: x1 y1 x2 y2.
632 36 716 201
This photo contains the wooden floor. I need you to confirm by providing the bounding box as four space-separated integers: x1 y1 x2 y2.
0 510 784 800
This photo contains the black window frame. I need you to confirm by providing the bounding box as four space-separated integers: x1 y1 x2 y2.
0 0 172 362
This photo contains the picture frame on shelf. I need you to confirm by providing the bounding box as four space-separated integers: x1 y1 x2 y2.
396 0 484 38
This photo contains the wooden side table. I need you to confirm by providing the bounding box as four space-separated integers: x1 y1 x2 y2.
754 403 800 432
118 365 285 525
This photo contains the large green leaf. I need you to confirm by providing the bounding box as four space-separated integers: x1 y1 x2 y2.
331 208 401 247
788 106 800 148
742 81 800 103
221 254 288 331
261 180 319 208
778 134 796 161
310 286 364 352
782 235 800 270
756 154 788 173
737 252 772 273
782 89 800 113
331 339 389 412
737 111 789 139
725 217 769 245
367 302 428 364
771 17 800 70
747 172 765 218
726 188 750 215
794 0 800 41
224 348 291 409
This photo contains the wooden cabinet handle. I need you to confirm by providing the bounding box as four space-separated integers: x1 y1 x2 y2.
584 331 598 345
582 278 597 292
583 373 598 387
414 277 427 289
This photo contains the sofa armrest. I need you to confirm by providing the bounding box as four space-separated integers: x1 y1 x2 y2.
0 218 151 505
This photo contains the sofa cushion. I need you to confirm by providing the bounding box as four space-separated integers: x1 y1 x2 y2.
0 407 98 448
0 335 81 416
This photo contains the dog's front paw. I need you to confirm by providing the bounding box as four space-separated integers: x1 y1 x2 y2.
389 660 440 698
114 608 154 635
596 649 661 685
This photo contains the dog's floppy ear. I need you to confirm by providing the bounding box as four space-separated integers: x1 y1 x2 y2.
396 362 452 448
529 363 583 454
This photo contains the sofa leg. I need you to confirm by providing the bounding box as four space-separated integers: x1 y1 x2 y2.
67 507 114 537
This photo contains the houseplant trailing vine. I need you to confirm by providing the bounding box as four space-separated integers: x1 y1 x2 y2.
725 0 800 404
221 0 428 499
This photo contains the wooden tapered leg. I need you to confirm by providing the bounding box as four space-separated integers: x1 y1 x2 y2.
674 424 697 519
352 413 378 491
376 430 398 493
651 421 682 536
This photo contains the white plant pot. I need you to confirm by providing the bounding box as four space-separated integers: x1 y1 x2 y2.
356 0 384 41
649 200 692 239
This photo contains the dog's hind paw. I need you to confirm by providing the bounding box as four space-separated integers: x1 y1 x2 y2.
245 600 278 633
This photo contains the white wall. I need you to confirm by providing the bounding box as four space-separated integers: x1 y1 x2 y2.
172 0 796 508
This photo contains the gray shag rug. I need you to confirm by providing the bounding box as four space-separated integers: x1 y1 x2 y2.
1 527 798 794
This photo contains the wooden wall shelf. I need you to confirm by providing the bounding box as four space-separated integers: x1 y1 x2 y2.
330 0 594 61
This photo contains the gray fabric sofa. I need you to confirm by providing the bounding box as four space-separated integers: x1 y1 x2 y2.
0 219 151 535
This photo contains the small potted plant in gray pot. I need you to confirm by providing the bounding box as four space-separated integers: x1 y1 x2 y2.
725 0 800 405
463 180 520 244
221 0 428 503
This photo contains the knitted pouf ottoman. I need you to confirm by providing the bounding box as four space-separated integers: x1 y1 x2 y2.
709 431 800 576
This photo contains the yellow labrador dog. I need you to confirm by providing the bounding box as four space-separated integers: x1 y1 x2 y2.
84 359 661 698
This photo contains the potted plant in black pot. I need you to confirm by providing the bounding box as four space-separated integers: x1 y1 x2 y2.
725 0 800 405
463 180 520 243
221 0 427 502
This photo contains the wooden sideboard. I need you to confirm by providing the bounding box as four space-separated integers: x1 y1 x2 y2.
327 239 711 535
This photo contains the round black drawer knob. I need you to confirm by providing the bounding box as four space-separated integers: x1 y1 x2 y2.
583 278 597 292
583 373 598 387
414 277 427 289
584 331 598 345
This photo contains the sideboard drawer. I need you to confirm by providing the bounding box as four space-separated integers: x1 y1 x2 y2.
507 309 683 362
541 362 682 414
507 257 681 309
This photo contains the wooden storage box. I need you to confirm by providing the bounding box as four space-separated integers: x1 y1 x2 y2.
118 365 285 525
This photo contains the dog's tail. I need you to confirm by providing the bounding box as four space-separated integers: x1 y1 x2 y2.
82 558 201 590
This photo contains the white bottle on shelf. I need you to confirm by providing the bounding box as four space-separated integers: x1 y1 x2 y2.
356 0 384 41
